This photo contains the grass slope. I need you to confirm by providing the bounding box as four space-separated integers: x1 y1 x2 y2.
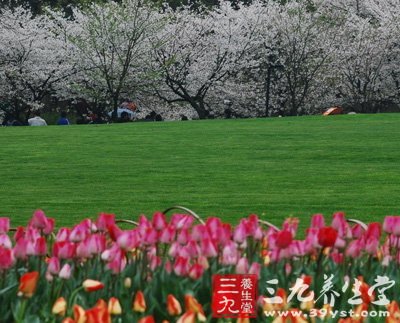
1 114 400 230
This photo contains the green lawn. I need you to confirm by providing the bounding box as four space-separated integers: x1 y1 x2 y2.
1 114 400 231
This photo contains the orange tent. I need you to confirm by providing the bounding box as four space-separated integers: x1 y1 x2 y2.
323 106 343 116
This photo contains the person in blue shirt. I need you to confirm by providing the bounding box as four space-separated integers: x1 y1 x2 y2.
57 111 70 125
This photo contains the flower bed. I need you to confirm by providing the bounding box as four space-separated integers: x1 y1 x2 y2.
0 210 399 322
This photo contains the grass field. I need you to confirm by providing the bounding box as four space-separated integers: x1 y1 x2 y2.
1 114 400 231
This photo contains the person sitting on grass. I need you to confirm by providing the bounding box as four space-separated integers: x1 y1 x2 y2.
57 111 70 125
28 111 47 126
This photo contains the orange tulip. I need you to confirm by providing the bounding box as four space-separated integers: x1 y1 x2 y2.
18 271 39 298
82 279 104 292
167 294 182 316
138 316 155 323
86 299 111 323
52 297 67 316
73 304 86 323
177 311 196 323
62 318 75 323
133 291 146 312
184 295 206 321
108 297 122 315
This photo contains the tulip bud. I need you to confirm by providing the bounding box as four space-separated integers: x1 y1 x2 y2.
59 264 72 280
82 279 104 292
108 297 122 315
133 291 146 312
124 277 132 288
18 271 39 298
52 297 67 316
167 294 182 316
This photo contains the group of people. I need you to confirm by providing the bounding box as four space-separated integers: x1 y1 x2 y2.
27 111 70 126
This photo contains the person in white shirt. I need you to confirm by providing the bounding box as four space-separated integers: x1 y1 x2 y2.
28 111 47 126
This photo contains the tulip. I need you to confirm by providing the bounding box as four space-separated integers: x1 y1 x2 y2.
117 229 140 251
107 223 122 241
177 229 190 245
85 300 110 323
82 279 104 292
345 240 363 258
167 294 182 316
53 241 76 259
0 246 13 270
138 316 155 323
0 234 12 249
311 214 325 228
14 226 25 241
275 230 293 249
106 249 127 274
0 218 10 234
143 226 158 245
191 224 210 241
56 228 71 242
177 311 196 323
249 262 261 278
88 234 106 255
30 209 49 230
365 222 381 240
96 213 116 232
365 238 379 255
43 217 55 235
171 214 194 230
236 257 249 274
52 297 67 316
73 305 86 323
33 236 47 256
152 211 167 230
200 238 218 258
69 223 89 242
124 277 132 288
76 238 92 259
59 264 72 279
133 291 146 312
221 241 239 265
173 256 189 276
188 263 204 280
13 238 28 260
18 271 39 298
233 223 247 243
332 212 350 238
47 257 60 275
108 297 122 315
317 227 338 248
159 224 176 243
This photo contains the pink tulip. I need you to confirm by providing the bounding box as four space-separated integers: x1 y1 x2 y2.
101 243 120 262
107 223 122 241
76 239 91 259
197 256 209 270
168 242 181 258
0 246 13 270
117 229 140 251
149 255 161 271
351 224 364 239
33 237 47 256
249 262 261 278
70 223 90 243
283 218 299 236
186 240 201 258
177 229 189 245
88 234 106 255
96 213 115 231
165 260 172 273
233 223 247 243
143 227 158 245
332 212 351 238
205 217 222 240
13 238 28 260
171 214 194 230
191 224 210 241
159 224 176 243
59 264 72 279
331 251 344 264
365 238 379 255
218 223 232 246
188 264 204 280
235 257 249 274
290 240 306 257
311 214 325 229
14 226 25 241
383 216 395 234
345 239 364 258
25 227 41 243
0 218 10 234
334 237 346 249
30 209 49 230
221 241 239 265
107 249 127 274
0 234 12 249
43 218 55 235
173 256 189 276
200 238 218 258
365 223 381 240
152 212 167 231
56 228 71 242
47 257 60 275
53 241 76 259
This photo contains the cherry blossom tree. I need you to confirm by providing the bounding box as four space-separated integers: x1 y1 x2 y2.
0 6 74 121
56 0 163 118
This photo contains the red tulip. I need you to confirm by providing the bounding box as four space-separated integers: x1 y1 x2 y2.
18 271 39 298
188 263 204 280
152 212 167 230
96 213 115 232
0 246 13 270
275 230 293 249
317 227 338 248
